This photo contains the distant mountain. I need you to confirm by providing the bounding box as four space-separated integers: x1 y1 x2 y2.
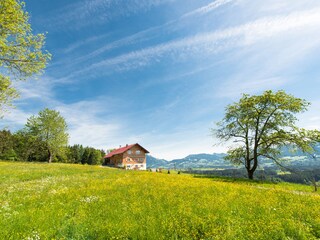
146 153 231 169
146 155 168 168
147 144 320 169
280 144 320 157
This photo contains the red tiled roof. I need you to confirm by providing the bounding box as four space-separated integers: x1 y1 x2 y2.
104 143 149 158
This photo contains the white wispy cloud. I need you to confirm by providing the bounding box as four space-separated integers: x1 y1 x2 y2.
62 33 112 54
213 13 320 99
43 0 176 30
0 108 33 129
56 100 121 149
297 100 320 130
68 7 320 76
0 92 126 150
54 0 234 69
13 77 56 102
0 76 63 130
183 0 235 17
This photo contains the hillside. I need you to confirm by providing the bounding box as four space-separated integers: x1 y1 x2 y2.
147 144 320 169
0 161 319 239
147 153 231 169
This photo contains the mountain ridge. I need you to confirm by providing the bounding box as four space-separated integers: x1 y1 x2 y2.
147 146 320 169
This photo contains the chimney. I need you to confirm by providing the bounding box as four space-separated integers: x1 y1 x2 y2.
126 144 128 147
119 145 121 148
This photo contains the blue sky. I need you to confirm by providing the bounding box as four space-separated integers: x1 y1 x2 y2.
2 0 320 159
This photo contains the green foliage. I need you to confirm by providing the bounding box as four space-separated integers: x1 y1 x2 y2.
26 108 69 163
0 76 19 117
13 129 48 161
0 128 105 165
89 149 103 165
0 129 13 158
80 147 104 165
214 90 320 179
0 0 51 114
0 129 18 160
0 161 319 239
0 128 106 164
67 144 84 164
81 147 90 165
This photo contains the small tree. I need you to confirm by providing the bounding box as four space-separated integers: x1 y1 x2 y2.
26 108 68 163
0 0 51 115
214 90 320 180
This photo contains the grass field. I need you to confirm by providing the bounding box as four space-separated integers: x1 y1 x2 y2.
0 161 319 239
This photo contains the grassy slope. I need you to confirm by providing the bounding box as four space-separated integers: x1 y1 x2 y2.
0 162 319 240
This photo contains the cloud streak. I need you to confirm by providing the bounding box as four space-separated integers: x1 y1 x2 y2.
68 8 320 76
183 0 235 17
43 0 177 30
53 0 234 70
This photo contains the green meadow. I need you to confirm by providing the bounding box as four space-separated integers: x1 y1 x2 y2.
0 161 319 240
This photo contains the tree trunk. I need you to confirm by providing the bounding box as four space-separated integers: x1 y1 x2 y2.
246 158 257 180
247 157 258 180
312 177 317 192
248 170 254 180
48 149 52 163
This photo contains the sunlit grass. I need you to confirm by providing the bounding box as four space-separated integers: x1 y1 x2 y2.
0 161 319 239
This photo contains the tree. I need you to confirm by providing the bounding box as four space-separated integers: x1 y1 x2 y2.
80 147 103 165
81 147 90 164
90 149 104 165
0 129 13 154
214 90 320 180
67 144 84 164
26 108 69 163
0 0 51 115
13 129 48 162
0 129 16 160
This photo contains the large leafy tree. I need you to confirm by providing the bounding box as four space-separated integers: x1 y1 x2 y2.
26 108 69 163
214 90 320 180
0 0 51 116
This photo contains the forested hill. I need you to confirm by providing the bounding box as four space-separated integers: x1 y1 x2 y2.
147 144 320 169
147 153 230 169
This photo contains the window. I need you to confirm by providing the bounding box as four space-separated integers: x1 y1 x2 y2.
128 150 132 154
136 150 141 154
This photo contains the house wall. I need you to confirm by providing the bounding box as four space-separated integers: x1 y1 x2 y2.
123 145 147 170
109 153 124 167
